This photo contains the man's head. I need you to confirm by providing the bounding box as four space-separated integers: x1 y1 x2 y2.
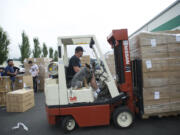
7 59 13 66
75 46 84 58
28 60 33 66
0 68 3 72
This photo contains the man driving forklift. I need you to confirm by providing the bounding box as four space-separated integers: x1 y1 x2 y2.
67 46 101 98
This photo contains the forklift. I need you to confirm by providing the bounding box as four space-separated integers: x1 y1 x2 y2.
45 29 136 132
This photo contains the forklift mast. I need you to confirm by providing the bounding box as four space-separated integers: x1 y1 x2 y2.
107 29 135 112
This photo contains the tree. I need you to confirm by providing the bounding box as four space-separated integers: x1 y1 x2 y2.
54 50 58 61
33 38 41 58
0 27 10 65
49 47 54 58
19 31 31 63
42 43 48 57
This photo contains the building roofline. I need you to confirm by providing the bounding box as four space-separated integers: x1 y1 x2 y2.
129 0 179 38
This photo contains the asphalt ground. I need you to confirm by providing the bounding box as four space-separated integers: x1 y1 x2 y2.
0 92 180 135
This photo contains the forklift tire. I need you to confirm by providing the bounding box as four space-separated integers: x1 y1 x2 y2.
62 116 76 133
113 107 134 128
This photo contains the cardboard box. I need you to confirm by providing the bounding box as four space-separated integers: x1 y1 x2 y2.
24 58 52 91
142 58 169 72
0 92 7 106
169 84 180 98
37 78 45 91
23 75 33 88
168 57 180 71
143 86 170 100
168 71 180 85
143 72 169 88
168 43 180 57
144 103 171 114
140 45 168 59
170 98 180 112
0 76 11 92
6 89 34 112
14 75 24 90
80 55 90 67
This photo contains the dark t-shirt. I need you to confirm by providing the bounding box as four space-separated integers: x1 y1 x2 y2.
4 65 15 81
67 55 81 77
0 72 3 76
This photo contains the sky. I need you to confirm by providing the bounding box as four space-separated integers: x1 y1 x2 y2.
0 0 176 59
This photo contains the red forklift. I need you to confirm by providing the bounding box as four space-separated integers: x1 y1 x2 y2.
45 29 139 132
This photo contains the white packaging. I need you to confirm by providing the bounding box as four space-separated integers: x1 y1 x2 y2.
19 80 23 83
176 34 180 42
146 60 152 69
151 39 156 47
154 91 160 100
24 83 26 88
38 80 40 84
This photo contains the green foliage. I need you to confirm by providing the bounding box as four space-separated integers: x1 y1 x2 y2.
19 31 31 63
33 38 41 58
0 27 10 65
54 50 58 61
42 43 48 57
49 47 54 58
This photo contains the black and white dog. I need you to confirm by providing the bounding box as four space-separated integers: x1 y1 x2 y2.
71 64 93 89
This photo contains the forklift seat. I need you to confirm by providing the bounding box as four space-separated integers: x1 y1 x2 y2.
65 66 74 88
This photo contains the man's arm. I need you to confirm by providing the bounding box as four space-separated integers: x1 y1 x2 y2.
33 64 39 76
7 71 17 76
71 57 81 73
36 65 39 75
73 66 81 73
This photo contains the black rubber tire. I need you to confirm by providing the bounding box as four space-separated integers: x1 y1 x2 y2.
61 116 76 133
113 106 134 128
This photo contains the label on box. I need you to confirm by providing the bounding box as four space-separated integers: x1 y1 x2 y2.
38 80 40 84
154 91 160 99
146 60 152 69
176 34 180 42
151 39 156 47
19 80 23 83
24 83 26 88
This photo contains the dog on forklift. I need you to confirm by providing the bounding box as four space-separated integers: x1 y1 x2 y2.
45 30 135 133
71 64 93 89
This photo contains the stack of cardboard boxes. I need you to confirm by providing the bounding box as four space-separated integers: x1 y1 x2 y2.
14 75 33 90
24 58 52 91
105 52 116 78
14 75 24 90
0 75 33 107
6 89 34 112
0 77 11 106
80 55 90 67
129 31 180 115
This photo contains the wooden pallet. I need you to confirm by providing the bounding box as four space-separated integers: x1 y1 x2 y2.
142 111 180 119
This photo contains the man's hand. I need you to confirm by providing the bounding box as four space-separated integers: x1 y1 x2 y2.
7 71 16 76
14 70 18 75
73 66 81 73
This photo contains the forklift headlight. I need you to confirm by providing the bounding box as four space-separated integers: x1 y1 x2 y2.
48 62 58 76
